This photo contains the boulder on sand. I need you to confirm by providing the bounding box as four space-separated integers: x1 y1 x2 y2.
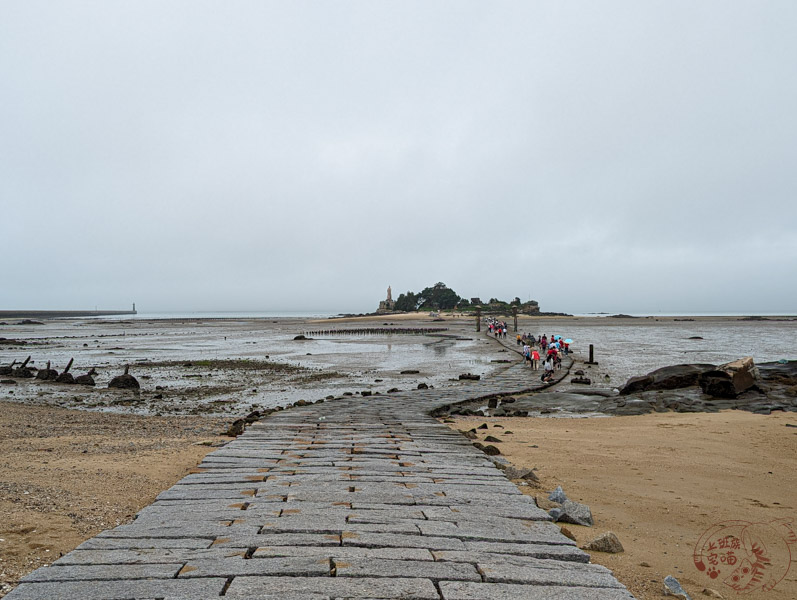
619 364 716 395
699 357 758 398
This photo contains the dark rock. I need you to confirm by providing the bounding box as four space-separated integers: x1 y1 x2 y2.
12 367 34 378
417 383 428 390
487 397 499 409
56 373 75 384
461 429 478 439
688 336 704 340
225 419 246 437
477 423 489 430
619 364 716 395
698 371 737 398
244 410 262 424
401 370 420 374
293 335 308 340
699 357 757 398
458 373 480 380
18 320 44 325
502 396 516 404
386 388 400 393
36 364 59 381
74 368 97 386
582 532 624 553
153 393 163 399
361 391 372 397
571 377 591 385
482 444 501 455
484 435 502 443
109 374 140 389
1 379 16 385
74 374 95 386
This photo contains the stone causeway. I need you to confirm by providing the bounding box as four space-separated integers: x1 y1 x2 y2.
8 337 635 599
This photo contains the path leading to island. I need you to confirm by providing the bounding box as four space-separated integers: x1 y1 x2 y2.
8 339 633 599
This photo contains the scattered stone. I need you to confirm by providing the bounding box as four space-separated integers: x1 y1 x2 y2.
582 532 624 553
293 335 308 340
559 526 577 541
640 562 651 567
0 379 16 385
701 588 723 598
225 419 246 437
401 370 420 374
484 435 502 443
552 500 594 526
458 373 480 380
244 410 262 423
460 429 478 439
361 391 372 397
473 442 501 455
502 396 516 404
487 397 499 409
386 388 399 393
503 466 539 482
548 486 568 504
664 575 692 600
571 376 591 385
417 383 428 390
477 423 489 430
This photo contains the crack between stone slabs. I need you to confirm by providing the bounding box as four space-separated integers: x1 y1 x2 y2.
220 575 234 595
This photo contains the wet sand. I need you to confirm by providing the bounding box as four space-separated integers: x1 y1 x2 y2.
449 411 797 600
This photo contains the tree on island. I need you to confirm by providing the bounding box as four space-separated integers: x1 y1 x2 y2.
394 282 461 311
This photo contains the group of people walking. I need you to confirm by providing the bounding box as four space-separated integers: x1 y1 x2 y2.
487 319 508 338
518 333 569 382
486 319 572 383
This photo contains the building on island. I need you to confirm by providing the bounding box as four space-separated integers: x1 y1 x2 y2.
377 286 396 313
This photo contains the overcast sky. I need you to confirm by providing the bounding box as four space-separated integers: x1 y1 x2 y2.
2 1 795 315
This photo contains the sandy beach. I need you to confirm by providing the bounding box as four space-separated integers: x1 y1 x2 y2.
1 313 796 597
0 402 230 597
448 411 797 599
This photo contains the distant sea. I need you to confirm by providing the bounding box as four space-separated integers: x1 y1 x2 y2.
89 311 344 320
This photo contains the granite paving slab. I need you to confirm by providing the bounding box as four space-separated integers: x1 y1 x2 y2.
7 342 635 599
